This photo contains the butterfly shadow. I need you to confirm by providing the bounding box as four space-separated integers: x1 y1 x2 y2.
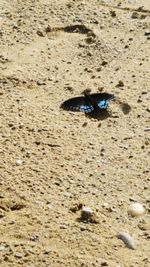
85 109 111 121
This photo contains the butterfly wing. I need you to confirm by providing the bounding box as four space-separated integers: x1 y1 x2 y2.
60 96 94 113
61 93 114 113
89 93 114 109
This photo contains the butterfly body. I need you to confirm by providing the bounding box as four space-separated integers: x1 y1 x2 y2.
61 92 114 113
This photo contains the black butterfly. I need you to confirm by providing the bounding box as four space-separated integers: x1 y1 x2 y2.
60 92 114 113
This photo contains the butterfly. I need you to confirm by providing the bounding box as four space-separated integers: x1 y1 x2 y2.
60 92 114 113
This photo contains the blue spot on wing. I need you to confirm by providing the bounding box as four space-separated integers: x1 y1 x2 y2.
89 93 114 109
79 105 94 112
97 100 108 109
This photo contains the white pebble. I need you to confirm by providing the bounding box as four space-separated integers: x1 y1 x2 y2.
0 246 5 251
47 204 53 209
82 206 93 213
128 202 145 217
81 207 93 220
117 231 137 249
16 159 23 166
144 127 150 131
102 202 109 208
59 224 68 229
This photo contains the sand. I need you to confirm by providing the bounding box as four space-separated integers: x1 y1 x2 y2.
0 0 150 266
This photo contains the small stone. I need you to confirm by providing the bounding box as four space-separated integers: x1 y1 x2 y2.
108 206 116 212
144 127 150 132
37 80 46 86
131 12 139 19
82 122 88 127
85 36 95 44
128 203 145 217
96 67 101 72
80 225 87 231
140 14 146 19
47 204 53 209
138 218 150 231
0 212 5 218
44 248 52 254
15 252 23 258
30 235 39 241
110 10 116 17
16 159 22 166
45 25 52 33
101 60 108 66
86 158 92 163
37 30 44 37
4 256 9 261
120 103 131 114
124 45 129 49
19 123 24 129
129 197 137 202
101 261 109 266
117 232 137 249
0 246 5 251
130 28 135 32
144 31 150 36
60 224 68 229
65 85 73 92
81 207 93 221
116 80 124 87
102 202 109 208
70 203 83 213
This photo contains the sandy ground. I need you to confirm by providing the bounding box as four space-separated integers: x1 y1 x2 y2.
0 0 150 266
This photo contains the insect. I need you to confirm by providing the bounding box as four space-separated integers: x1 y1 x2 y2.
60 92 114 113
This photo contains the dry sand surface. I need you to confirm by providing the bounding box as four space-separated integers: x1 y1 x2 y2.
0 0 150 266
